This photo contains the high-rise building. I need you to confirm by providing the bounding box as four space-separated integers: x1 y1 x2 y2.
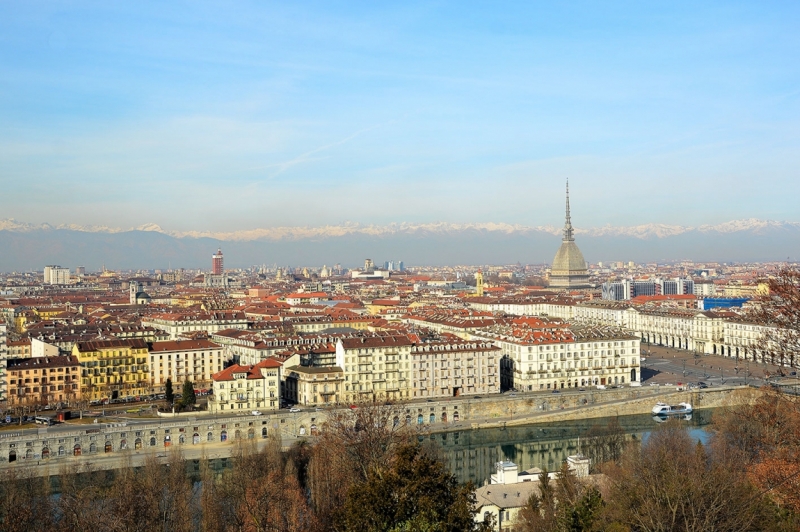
212 249 224 275
602 280 631 300
43 265 71 285
549 181 590 289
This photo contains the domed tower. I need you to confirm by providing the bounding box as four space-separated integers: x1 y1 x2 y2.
549 181 590 289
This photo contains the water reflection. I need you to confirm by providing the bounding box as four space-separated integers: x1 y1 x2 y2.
437 408 715 486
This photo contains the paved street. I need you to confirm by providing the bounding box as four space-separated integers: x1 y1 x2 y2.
640 344 792 388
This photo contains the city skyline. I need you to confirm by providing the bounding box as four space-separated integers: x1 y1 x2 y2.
2 2 800 233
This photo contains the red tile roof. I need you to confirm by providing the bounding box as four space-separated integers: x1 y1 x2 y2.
150 339 222 352
212 358 283 382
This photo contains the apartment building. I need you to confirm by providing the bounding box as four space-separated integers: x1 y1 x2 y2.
411 340 500 399
0 321 6 401
141 311 248 339
209 359 282 412
7 355 81 406
335 335 414 403
72 339 150 401
148 339 225 393
473 318 641 391
284 365 344 406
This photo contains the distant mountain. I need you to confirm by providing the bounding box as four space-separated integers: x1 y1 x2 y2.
0 218 798 271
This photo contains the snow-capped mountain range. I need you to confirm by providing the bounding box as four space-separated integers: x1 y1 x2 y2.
1 218 797 241
1 217 798 270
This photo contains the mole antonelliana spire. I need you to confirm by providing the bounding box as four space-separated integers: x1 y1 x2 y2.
549 180 590 289
564 178 574 242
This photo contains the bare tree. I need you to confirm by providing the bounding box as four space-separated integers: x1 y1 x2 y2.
307 403 416 528
0 465 52 532
750 267 800 368
600 421 781 532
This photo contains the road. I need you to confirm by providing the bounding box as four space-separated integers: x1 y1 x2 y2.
640 344 789 388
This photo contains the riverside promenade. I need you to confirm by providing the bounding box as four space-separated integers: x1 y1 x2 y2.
0 384 760 477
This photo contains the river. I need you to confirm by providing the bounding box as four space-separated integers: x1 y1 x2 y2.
434 408 715 485
44 408 716 493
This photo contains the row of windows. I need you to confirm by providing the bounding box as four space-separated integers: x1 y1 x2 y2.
9 375 74 384
13 384 78 392
10 367 77 375
150 352 219 362
524 349 637 360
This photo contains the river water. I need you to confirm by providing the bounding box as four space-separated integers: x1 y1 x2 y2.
45 409 715 493
433 408 715 486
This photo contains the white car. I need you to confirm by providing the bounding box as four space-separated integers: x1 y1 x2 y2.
251 410 262 416
289 407 301 413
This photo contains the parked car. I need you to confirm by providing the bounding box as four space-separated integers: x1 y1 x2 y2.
251 410 262 416
552 389 560 394
289 407 301 413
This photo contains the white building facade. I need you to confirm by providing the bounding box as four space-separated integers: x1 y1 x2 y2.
209 359 282 412
148 339 226 392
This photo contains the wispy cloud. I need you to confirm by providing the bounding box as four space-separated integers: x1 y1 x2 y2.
261 122 389 179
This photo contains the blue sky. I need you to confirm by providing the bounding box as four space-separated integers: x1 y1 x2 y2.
1 1 799 232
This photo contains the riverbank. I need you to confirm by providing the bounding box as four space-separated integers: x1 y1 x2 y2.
0 385 761 477
461 385 758 430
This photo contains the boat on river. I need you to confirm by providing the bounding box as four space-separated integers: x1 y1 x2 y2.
652 412 692 422
651 402 693 416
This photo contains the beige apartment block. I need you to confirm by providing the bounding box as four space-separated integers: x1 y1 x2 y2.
411 340 500 399
209 359 282 412
284 365 344 406
149 339 226 392
335 335 414 403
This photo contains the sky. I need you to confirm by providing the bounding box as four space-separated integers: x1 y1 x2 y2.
1 1 799 233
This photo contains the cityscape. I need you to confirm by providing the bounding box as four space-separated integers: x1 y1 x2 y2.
2 2 800 532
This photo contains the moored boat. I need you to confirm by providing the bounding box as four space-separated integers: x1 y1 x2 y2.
652 402 693 416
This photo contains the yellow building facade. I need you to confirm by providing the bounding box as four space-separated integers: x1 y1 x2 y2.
72 339 150 401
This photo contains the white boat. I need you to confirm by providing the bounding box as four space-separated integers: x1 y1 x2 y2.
652 413 693 423
651 402 693 416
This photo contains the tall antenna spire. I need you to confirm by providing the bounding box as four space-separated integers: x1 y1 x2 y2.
563 179 574 241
